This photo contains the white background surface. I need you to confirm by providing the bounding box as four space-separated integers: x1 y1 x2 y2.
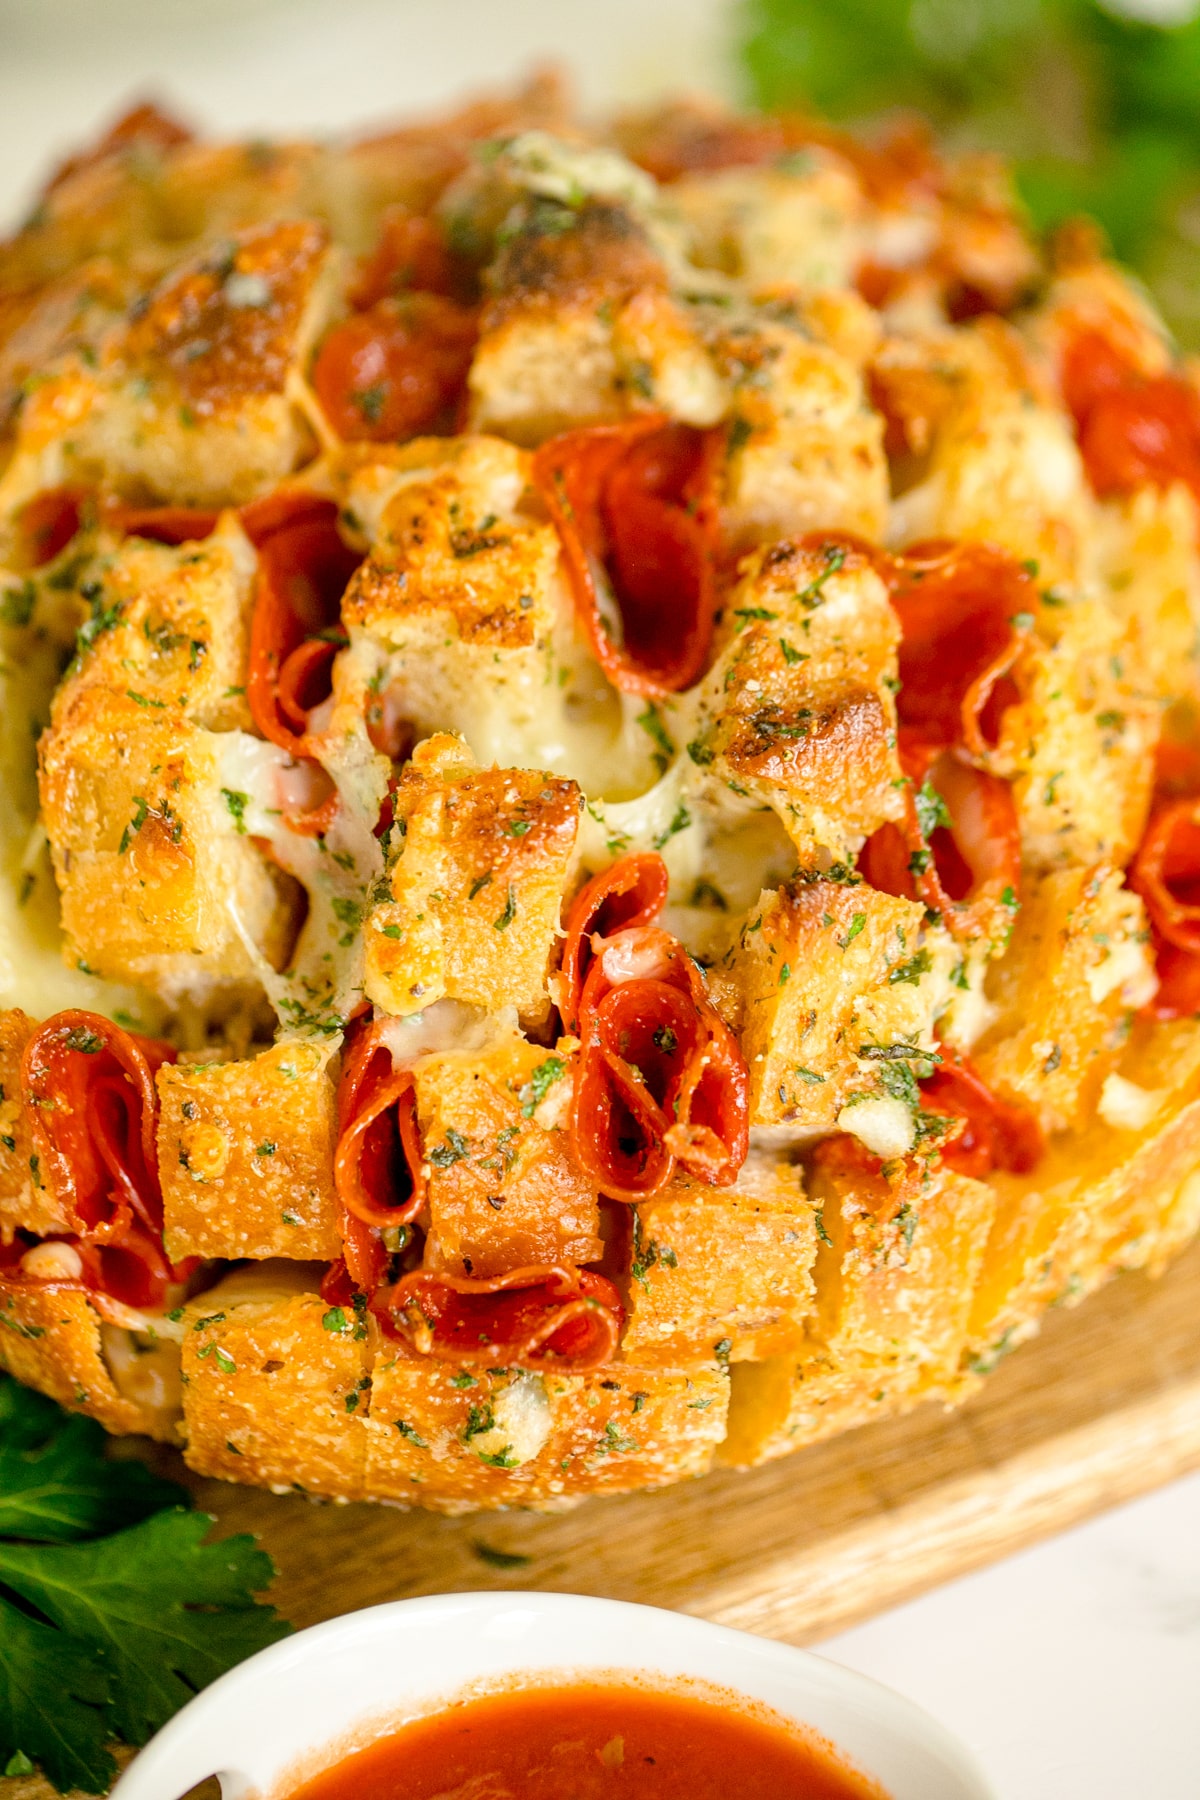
1 2 1198 1793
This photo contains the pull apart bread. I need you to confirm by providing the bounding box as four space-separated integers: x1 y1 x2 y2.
3 80 1200 1511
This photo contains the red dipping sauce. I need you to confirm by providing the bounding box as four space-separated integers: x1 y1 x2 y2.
285 1679 888 1800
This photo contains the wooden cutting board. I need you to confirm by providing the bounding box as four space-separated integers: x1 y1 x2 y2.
181 1229 1200 1639
8 1233 1200 1800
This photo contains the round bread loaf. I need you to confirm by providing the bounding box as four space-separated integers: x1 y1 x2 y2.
2 79 1198 1511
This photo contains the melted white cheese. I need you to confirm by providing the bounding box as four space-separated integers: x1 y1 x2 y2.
837 1094 916 1159
1098 1073 1162 1134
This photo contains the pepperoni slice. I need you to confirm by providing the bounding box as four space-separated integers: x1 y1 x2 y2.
861 733 1020 940
333 1016 427 1293
1062 327 1200 503
886 540 1035 759
312 293 477 443
559 852 670 1033
533 416 721 695
378 1263 623 1374
571 923 749 1198
18 1010 185 1309
920 1053 1043 1178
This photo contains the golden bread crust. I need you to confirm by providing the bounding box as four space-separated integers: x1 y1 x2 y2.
3 79 1200 1514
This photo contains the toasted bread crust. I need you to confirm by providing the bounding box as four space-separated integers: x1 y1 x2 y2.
4 79 1200 1513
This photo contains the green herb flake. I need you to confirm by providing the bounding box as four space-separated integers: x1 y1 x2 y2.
118 796 150 856
889 948 933 986
492 885 517 931
519 1055 566 1117
838 912 867 950
636 703 675 772
221 788 249 834
428 1128 471 1169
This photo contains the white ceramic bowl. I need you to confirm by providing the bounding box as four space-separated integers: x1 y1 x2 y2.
109 1591 997 1800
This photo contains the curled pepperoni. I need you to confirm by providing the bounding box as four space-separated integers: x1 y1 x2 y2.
246 495 361 833
1063 328 1200 503
1130 795 1200 1019
350 205 459 309
19 1010 185 1309
886 541 1035 759
532 416 721 695
106 504 221 545
378 1263 623 1374
247 496 360 751
312 293 477 443
861 733 1020 941
920 1054 1043 1178
19 487 86 567
1131 797 1200 957
571 924 749 1198
334 1017 427 1294
559 852 670 1033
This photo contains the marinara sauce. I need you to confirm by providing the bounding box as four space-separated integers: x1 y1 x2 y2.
287 1680 888 1800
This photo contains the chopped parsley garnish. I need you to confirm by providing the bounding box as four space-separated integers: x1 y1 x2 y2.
889 949 933 986
914 778 951 841
492 886 517 931
795 542 846 610
428 1128 471 1169
393 1420 429 1448
221 788 250 834
652 801 691 850
637 703 675 772
118 796 150 856
519 1056 566 1118
837 911 867 950
354 382 387 425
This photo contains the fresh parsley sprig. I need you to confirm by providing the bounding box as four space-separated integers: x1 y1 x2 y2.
0 1376 291 1794
739 0 1200 346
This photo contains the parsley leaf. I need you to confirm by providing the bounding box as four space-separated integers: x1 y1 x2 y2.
0 1375 289 1792
0 1508 289 1750
0 1385 182 1544
0 1593 111 1794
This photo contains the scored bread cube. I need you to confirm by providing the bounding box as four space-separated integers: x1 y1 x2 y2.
974 867 1156 1137
364 1347 728 1513
336 435 578 769
997 607 1158 874
688 537 903 867
0 1007 73 1238
158 1039 342 1263
69 517 257 732
39 686 293 1000
180 1266 370 1499
619 1154 816 1365
414 1036 600 1279
880 317 1091 589
1091 484 1200 704
671 155 868 292
77 220 336 506
967 1018 1200 1370
364 734 581 1022
0 1281 176 1439
712 313 888 554
466 188 721 444
722 1143 994 1464
715 881 948 1141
